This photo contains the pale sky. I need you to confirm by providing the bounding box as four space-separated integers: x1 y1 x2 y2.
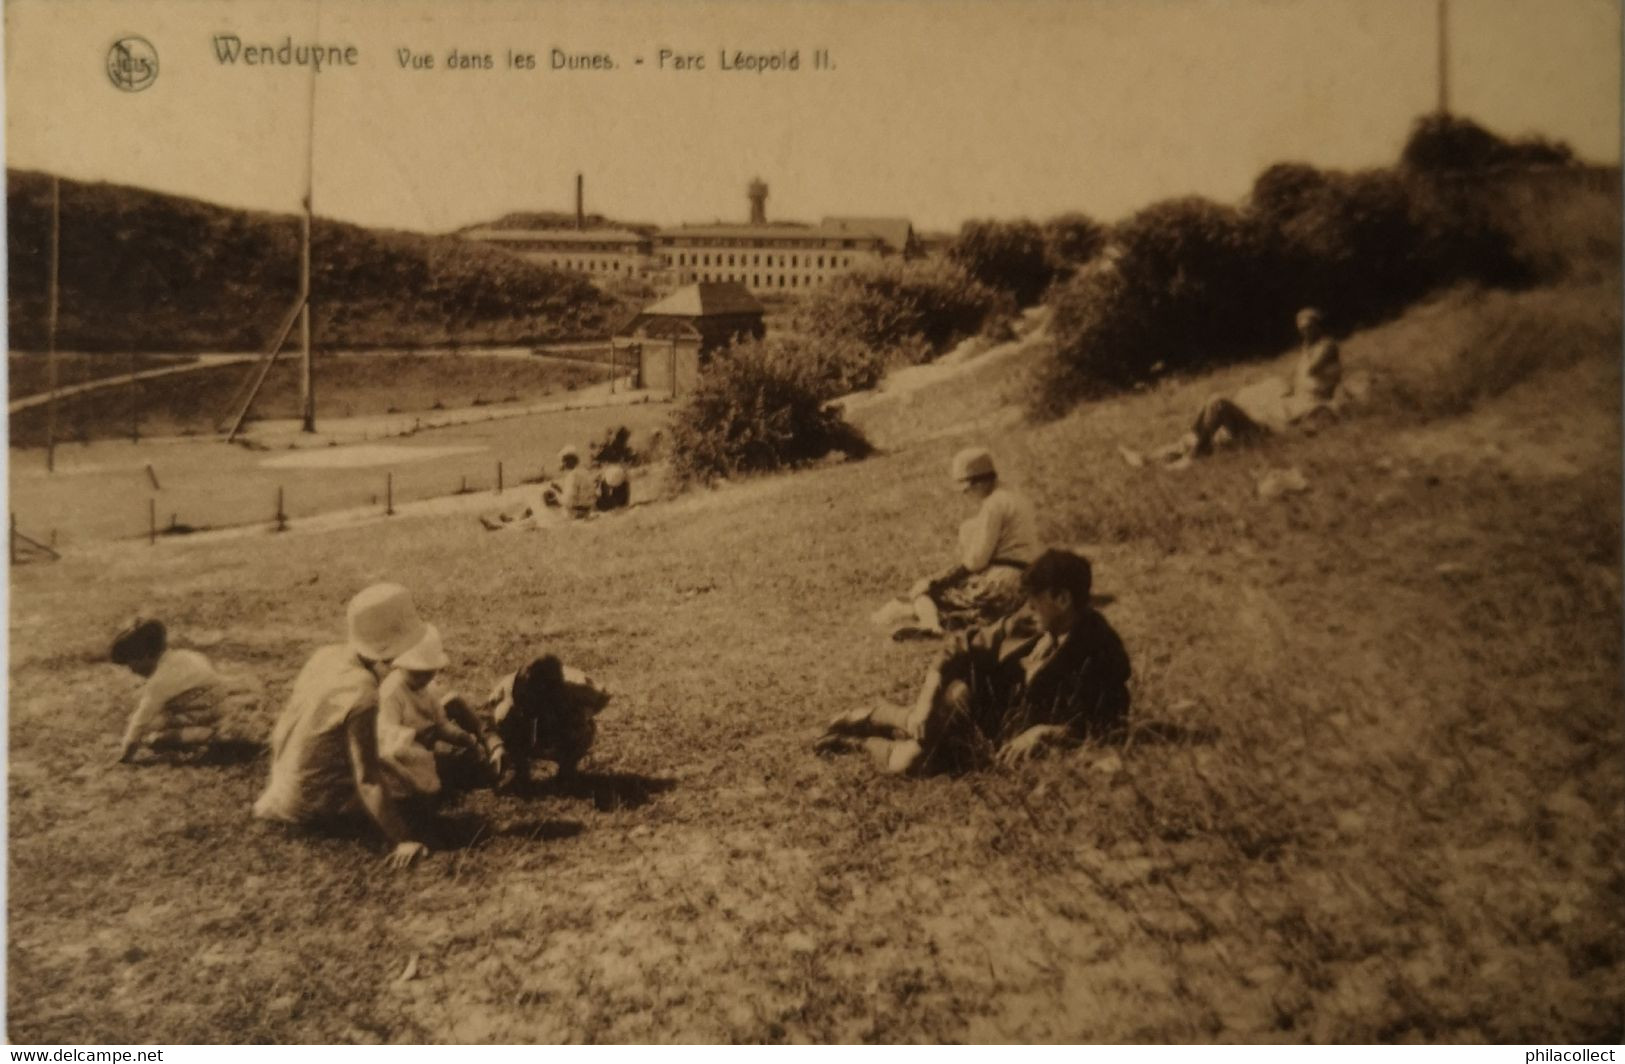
4 0 1620 234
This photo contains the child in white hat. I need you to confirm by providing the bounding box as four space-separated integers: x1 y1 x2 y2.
375 624 480 799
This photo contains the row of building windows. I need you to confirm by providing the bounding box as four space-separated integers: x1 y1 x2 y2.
551 259 625 272
682 272 833 289
662 237 863 250
670 252 855 269
509 242 639 254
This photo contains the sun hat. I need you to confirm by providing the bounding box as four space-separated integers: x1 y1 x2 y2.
346 583 428 662
1296 307 1324 330
950 446 996 483
601 464 628 488
558 444 581 465
392 623 449 672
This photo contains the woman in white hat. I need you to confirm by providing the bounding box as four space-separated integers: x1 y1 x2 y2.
879 445 1040 640
255 583 475 869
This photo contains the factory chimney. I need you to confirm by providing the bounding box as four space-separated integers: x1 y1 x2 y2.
748 178 768 225
576 173 584 230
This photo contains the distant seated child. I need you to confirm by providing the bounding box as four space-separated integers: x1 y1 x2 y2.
111 618 265 763
449 654 609 788
374 624 483 800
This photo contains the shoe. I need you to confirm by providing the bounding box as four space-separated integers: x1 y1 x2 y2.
812 733 853 756
821 705 875 738
890 624 945 642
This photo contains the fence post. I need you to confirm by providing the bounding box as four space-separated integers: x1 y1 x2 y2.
275 486 288 533
497 462 503 495
148 499 156 546
386 472 395 516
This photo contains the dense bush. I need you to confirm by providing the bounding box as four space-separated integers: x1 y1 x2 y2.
948 219 1055 307
797 258 997 356
667 338 871 483
1046 137 1533 406
1042 213 1107 282
776 258 999 398
1401 113 1576 173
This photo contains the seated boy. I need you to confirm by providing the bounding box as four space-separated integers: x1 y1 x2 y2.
111 618 265 762
825 549 1131 775
446 655 610 788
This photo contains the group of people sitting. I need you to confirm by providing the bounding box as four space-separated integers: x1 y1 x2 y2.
112 309 1354 863
112 585 608 868
842 447 1132 774
480 444 631 531
841 306 1358 774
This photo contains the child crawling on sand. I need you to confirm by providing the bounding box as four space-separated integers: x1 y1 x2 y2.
112 618 265 763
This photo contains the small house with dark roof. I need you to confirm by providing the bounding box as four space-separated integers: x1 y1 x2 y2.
611 282 767 395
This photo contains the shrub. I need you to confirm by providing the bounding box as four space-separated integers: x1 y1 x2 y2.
798 258 997 358
1049 197 1285 400
948 219 1055 306
667 338 871 483
778 335 893 400
1042 213 1107 282
1045 137 1534 406
1400 113 1576 173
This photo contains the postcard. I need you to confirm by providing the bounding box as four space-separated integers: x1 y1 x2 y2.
5 0 1621 1046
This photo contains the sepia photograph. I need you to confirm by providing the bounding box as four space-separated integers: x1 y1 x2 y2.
4 0 1621 1046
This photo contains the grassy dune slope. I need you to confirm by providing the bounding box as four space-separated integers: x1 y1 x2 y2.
7 278 1621 1042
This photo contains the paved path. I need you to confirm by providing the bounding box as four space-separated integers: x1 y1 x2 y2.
7 354 259 414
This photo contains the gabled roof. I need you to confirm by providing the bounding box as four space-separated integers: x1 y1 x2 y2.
820 217 915 254
639 282 765 318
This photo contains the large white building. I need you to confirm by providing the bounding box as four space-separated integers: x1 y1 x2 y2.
463 178 917 296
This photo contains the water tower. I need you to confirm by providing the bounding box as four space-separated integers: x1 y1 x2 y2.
747 178 768 225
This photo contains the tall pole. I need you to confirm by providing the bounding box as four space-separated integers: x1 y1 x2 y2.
1436 0 1450 115
299 197 314 432
298 26 318 433
45 176 60 472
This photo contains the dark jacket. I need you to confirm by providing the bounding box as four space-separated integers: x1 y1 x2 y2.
941 608 1132 745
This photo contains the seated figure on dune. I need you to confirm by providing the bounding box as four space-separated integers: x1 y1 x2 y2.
112 618 266 763
254 583 502 869
1131 307 1354 467
875 446 1040 641
445 654 610 789
828 549 1132 775
543 445 597 520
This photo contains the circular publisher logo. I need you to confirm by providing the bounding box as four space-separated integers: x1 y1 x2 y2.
107 37 158 92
